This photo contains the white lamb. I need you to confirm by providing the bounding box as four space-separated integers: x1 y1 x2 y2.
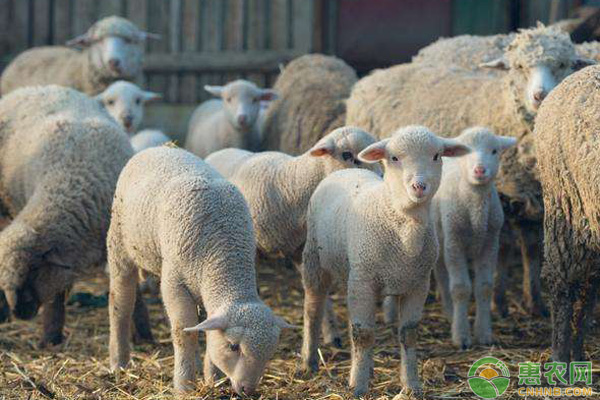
432 127 516 349
186 80 278 158
108 147 290 395
301 126 470 396
130 129 171 152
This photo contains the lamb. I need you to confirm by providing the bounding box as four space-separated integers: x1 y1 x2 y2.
576 41 600 63
431 127 516 349
185 80 277 158
0 85 133 346
206 126 378 345
0 16 158 96
534 64 600 362
130 129 171 152
95 81 161 134
346 23 594 316
301 126 470 396
108 147 290 395
261 54 358 155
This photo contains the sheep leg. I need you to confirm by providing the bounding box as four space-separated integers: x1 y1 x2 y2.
397 282 428 396
0 291 9 323
433 253 452 319
161 278 199 392
348 283 376 397
572 278 598 361
382 296 398 325
445 245 472 349
132 286 154 344
515 222 547 316
108 260 138 370
493 242 510 318
39 290 66 348
203 352 223 383
473 240 498 346
550 285 574 363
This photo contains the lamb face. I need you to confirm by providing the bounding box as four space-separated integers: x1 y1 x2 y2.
96 81 161 133
359 125 470 205
185 302 288 395
205 80 277 131
454 127 517 185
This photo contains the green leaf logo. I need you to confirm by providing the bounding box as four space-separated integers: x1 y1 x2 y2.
468 357 510 399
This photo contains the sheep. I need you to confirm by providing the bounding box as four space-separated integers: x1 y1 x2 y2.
95 81 162 135
185 80 277 158
346 23 594 316
431 127 516 349
301 126 470 396
206 126 378 346
0 85 133 347
576 41 600 63
534 64 600 362
108 146 290 395
261 54 358 155
0 16 158 96
130 129 171 152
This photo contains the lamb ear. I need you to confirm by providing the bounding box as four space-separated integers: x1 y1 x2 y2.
204 85 224 98
357 139 389 163
441 139 471 157
275 316 298 329
142 91 162 102
572 57 596 72
309 138 335 157
140 31 162 41
66 33 92 47
497 136 518 150
183 314 229 332
258 89 278 102
479 57 509 70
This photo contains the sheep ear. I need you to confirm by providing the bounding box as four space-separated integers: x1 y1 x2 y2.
572 57 596 72
497 136 518 151
183 314 228 332
204 85 224 98
140 31 162 41
309 138 335 157
441 139 471 157
142 91 162 102
258 89 278 102
275 316 298 329
479 57 509 70
66 33 92 47
357 139 389 163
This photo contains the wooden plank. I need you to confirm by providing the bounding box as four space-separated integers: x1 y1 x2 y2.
72 0 97 36
167 0 182 102
180 0 200 103
127 0 148 29
202 0 223 51
11 0 30 51
97 0 124 18
247 0 268 87
270 0 289 50
0 0 11 58
53 0 73 44
223 0 245 84
32 0 52 46
147 0 170 53
144 49 305 72
292 0 313 52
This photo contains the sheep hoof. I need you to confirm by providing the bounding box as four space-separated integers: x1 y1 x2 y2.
302 358 319 374
38 332 64 349
352 385 368 398
332 337 342 348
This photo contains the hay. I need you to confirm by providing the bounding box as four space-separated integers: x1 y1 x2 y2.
0 262 598 399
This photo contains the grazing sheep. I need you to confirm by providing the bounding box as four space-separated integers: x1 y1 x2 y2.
206 126 378 345
0 16 158 96
534 64 600 362
346 23 594 316
301 126 470 396
0 85 133 346
185 80 277 158
261 54 358 155
130 129 171 152
431 127 516 349
576 41 600 63
108 147 290 395
95 81 161 134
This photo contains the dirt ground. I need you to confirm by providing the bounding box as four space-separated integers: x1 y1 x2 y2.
0 261 598 400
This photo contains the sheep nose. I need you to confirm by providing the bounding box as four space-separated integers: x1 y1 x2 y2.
533 90 546 102
122 115 133 130
474 166 487 177
108 58 121 71
237 114 248 126
232 381 256 395
411 182 427 197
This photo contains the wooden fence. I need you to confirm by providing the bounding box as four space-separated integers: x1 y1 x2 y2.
0 0 318 105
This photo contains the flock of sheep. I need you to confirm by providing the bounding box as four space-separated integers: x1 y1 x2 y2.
0 14 599 398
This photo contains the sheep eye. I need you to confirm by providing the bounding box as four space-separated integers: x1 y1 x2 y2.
107 99 114 106
253 97 259 103
135 98 141 105
228 343 240 352
391 156 399 162
342 151 353 161
226 97 232 103
492 149 498 155
433 153 439 161
354 159 362 166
